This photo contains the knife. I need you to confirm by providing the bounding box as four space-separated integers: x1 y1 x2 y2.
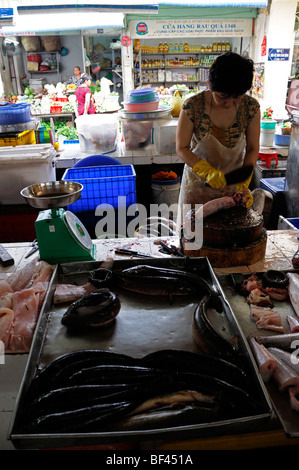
225 164 254 185
205 164 253 187
114 248 156 258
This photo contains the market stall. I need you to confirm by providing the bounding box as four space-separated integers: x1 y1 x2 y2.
0 228 299 450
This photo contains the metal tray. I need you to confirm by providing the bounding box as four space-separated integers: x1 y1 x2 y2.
218 271 299 437
10 257 272 449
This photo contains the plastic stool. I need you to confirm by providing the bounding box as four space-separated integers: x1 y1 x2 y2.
259 149 278 167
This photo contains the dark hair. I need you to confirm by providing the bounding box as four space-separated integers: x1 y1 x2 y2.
79 73 92 85
209 52 254 97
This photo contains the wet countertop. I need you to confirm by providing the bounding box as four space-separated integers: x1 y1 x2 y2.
1 229 299 450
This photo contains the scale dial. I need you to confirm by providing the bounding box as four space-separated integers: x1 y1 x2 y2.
63 211 93 251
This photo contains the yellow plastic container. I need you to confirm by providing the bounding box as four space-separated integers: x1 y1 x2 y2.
0 129 36 147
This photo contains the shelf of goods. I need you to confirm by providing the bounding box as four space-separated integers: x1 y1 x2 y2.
135 51 224 87
26 51 61 82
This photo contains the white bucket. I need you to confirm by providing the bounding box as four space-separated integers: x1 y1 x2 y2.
151 177 181 211
260 128 275 147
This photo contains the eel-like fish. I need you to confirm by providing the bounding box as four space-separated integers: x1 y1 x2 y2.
89 265 222 310
61 288 120 329
287 272 299 316
192 294 238 358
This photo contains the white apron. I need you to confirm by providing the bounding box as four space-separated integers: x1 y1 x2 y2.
178 130 246 210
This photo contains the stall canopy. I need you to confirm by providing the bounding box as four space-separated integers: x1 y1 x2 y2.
0 0 159 34
157 0 268 5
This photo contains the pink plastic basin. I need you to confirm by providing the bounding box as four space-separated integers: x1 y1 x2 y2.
123 100 159 112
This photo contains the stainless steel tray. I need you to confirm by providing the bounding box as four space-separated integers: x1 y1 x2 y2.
10 258 272 449
218 272 299 438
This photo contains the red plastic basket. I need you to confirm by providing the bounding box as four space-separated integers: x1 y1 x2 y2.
50 105 62 114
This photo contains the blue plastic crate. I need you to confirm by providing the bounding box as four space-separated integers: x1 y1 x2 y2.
0 103 31 125
62 165 136 213
259 177 285 195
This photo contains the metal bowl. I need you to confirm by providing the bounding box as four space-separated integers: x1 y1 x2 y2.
20 181 83 209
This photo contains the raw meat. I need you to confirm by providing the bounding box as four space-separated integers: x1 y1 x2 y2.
53 283 97 304
287 273 299 316
0 308 14 349
8 288 39 353
241 273 262 294
250 305 284 333
272 355 299 392
247 334 277 382
247 288 274 308
7 260 53 292
261 287 289 301
287 315 299 333
0 280 13 297
0 260 53 353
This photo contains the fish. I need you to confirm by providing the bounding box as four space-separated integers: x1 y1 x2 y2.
61 289 120 329
27 349 139 400
114 265 222 308
287 273 299 316
262 270 289 289
240 273 263 294
268 347 299 373
20 348 262 433
247 334 277 383
247 288 274 308
287 315 299 333
250 305 284 333
192 294 239 359
53 283 97 304
68 364 162 386
289 384 299 411
271 355 299 392
127 390 216 416
255 333 299 351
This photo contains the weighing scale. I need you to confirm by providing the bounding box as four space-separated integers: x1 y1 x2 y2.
21 181 96 264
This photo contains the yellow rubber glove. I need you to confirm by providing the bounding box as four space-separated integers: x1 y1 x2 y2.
236 171 254 208
192 160 226 189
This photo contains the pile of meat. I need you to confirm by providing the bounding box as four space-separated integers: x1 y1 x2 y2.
0 260 53 353
247 273 299 412
240 271 292 333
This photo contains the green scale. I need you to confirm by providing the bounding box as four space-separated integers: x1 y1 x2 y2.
21 181 96 264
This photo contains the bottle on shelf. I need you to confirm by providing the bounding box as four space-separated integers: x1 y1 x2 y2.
221 42 226 52
212 42 218 52
179 42 184 52
134 39 140 51
158 42 164 53
168 42 174 53
184 42 189 52
164 42 168 53
174 42 179 52
226 41 231 51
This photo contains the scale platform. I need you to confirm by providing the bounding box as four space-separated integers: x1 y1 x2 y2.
21 181 96 264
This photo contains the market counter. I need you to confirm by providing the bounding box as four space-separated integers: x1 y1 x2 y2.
1 229 299 450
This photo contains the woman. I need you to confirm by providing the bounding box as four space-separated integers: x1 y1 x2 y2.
66 66 82 87
176 52 260 215
74 74 96 116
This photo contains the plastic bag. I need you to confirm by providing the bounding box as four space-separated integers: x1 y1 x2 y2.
171 90 184 117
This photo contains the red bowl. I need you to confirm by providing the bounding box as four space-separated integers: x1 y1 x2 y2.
123 100 159 112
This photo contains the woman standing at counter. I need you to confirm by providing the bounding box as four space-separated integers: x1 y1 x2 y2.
74 74 96 117
176 52 260 213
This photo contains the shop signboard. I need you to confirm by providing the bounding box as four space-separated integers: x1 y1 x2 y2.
129 18 252 38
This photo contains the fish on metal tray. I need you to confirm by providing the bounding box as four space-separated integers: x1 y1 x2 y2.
61 288 120 329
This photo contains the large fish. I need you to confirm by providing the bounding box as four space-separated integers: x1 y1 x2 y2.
61 289 120 329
